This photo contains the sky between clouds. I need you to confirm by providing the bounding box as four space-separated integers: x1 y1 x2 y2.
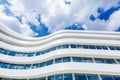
0 0 120 37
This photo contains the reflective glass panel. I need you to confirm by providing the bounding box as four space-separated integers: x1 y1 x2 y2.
27 53 34 57
64 73 72 80
46 60 53 66
32 64 40 69
39 62 46 67
1 78 11 80
63 57 71 62
38 77 46 80
9 64 17 69
35 52 41 56
101 46 108 50
56 45 62 49
87 74 99 80
105 59 116 64
109 46 116 50
76 45 83 48
113 76 120 80
0 48 3 53
95 58 105 63
101 75 113 80
70 44 76 48
73 57 83 62
63 45 69 49
24 65 31 69
55 58 63 64
48 75 54 80
95 46 102 49
1 63 9 68
82 45 89 49
55 74 63 80
8 51 16 56
3 50 9 55
29 78 37 80
75 74 87 80
83 58 93 63
115 47 120 50
89 45 96 49
116 59 120 64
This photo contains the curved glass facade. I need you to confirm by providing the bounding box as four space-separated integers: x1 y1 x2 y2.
0 44 120 57
0 57 119 70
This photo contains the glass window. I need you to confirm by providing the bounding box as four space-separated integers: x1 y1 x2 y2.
46 60 53 66
76 45 83 49
48 75 54 80
29 78 37 80
38 77 46 80
87 74 99 80
55 58 63 64
39 62 46 68
41 51 45 55
56 46 62 49
0 48 3 53
55 74 63 80
82 45 89 49
75 74 87 80
16 53 25 57
113 76 120 80
101 46 108 50
108 46 116 50
73 57 83 62
95 46 102 49
8 51 16 56
50 47 56 51
35 52 41 56
27 53 34 57
1 78 11 80
9 64 17 69
82 58 93 63
3 50 9 55
32 64 40 69
64 73 72 80
116 59 120 64
105 59 116 64
94 58 106 63
70 44 77 48
115 47 120 50
1 63 9 68
63 57 71 62
0 62 2 66
46 49 51 53
24 65 31 69
17 65 24 69
101 75 113 80
89 45 96 49
63 45 69 49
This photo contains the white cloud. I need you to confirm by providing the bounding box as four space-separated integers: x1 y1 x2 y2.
0 0 120 37
107 9 120 31
0 4 36 37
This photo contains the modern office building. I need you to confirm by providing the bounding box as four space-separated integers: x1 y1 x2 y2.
0 25 120 80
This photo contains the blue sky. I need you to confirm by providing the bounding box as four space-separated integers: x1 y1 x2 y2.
0 0 120 37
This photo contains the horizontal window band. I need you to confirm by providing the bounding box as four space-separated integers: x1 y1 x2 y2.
0 44 120 57
0 56 119 70
0 73 120 80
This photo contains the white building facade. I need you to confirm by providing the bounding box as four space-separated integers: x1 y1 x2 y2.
0 25 120 80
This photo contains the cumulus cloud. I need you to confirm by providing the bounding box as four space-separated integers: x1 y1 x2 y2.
107 10 120 31
0 0 120 37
